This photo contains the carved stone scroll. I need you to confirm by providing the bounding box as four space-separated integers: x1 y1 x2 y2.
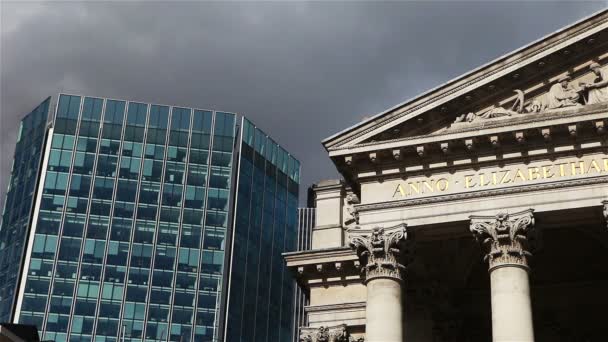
299 324 363 342
470 209 536 271
347 224 411 283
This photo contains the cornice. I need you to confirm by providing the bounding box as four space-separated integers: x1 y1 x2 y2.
305 302 366 313
355 176 608 212
328 105 608 156
313 224 343 231
353 143 607 183
324 11 608 149
284 247 357 266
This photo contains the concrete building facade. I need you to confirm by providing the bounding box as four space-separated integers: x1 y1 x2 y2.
286 10 608 342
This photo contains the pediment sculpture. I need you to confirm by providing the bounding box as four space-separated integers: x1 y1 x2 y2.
453 62 608 125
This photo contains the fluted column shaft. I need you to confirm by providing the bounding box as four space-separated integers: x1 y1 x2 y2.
470 209 537 342
349 224 411 342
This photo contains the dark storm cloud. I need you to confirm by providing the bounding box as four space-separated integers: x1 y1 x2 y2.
1 1 606 204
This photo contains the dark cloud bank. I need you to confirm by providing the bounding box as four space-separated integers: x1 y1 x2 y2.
1 1 606 205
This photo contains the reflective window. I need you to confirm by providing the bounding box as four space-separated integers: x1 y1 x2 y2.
6 98 272 342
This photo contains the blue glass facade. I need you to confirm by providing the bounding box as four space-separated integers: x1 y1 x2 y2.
0 98 50 323
225 118 300 342
0 95 300 342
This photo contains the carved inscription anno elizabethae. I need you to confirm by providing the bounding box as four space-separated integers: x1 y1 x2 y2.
389 156 608 200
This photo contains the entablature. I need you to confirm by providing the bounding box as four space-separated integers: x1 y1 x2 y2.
333 109 607 182
330 104 607 158
284 247 362 285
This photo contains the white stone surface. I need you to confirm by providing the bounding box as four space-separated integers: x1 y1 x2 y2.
365 279 402 342
490 266 534 342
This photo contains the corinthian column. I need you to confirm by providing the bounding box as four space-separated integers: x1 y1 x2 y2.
470 209 537 342
348 224 411 342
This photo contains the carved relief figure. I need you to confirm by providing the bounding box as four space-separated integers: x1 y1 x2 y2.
344 194 360 225
582 62 608 104
299 325 363 342
525 99 544 113
451 60 608 126
317 326 330 342
300 335 313 342
334 325 349 342
547 75 581 109
454 90 525 123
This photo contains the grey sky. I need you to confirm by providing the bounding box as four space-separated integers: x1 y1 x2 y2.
1 1 606 205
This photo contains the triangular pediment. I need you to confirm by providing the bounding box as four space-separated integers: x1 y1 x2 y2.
323 9 608 155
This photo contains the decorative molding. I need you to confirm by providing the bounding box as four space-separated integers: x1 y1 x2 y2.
284 247 358 268
392 149 402 160
313 224 344 231
603 200 608 229
470 209 536 271
330 104 608 153
325 15 608 149
300 324 364 342
347 224 412 283
355 176 608 212
305 302 366 313
596 120 606 134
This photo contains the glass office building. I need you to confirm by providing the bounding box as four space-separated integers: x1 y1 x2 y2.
224 119 299 342
0 95 300 342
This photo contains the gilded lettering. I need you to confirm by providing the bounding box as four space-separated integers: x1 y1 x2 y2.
492 172 499 185
409 182 420 194
465 175 476 189
436 178 449 191
422 180 434 193
557 163 567 177
389 157 606 200
588 159 602 174
542 165 554 179
479 173 491 187
500 170 512 184
528 167 541 180
571 161 586 176
392 184 406 198
514 169 527 182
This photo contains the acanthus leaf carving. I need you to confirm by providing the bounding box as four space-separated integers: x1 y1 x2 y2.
470 209 536 271
299 324 364 342
347 224 412 283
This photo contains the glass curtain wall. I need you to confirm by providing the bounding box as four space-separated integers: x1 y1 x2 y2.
0 98 50 323
14 94 236 342
225 118 300 342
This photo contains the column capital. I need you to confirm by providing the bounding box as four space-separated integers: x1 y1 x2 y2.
603 200 608 229
347 223 412 283
299 324 364 342
470 209 536 271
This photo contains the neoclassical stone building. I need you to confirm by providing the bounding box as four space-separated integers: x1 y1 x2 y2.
285 10 608 342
